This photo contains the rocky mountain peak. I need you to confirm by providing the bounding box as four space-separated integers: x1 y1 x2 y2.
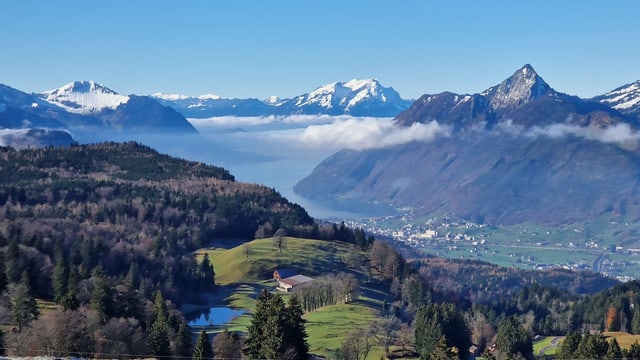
483 64 552 110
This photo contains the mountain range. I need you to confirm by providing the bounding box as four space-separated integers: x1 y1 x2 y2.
152 78 413 118
294 65 640 226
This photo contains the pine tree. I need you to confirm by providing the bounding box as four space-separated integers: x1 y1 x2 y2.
283 295 310 359
148 290 172 357
495 316 533 360
556 330 581 359
5 238 21 284
632 306 640 335
90 266 112 323
200 253 215 290
175 322 194 358
52 243 69 303
0 253 7 293
193 329 213 360
244 289 274 358
415 303 471 360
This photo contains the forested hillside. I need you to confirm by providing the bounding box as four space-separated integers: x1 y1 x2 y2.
0 142 315 356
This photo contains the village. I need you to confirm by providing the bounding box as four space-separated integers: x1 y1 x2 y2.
344 213 640 283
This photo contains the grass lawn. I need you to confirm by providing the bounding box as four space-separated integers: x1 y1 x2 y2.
604 332 640 349
533 336 561 356
193 236 394 358
304 303 385 359
199 237 353 285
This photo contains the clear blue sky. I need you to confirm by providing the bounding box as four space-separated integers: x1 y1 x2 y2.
1 0 638 100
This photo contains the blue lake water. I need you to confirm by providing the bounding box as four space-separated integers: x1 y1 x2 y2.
188 307 245 327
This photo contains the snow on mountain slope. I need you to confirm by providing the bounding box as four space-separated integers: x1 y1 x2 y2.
594 81 640 115
41 81 129 114
293 78 399 111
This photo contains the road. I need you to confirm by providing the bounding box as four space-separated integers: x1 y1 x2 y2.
538 336 561 356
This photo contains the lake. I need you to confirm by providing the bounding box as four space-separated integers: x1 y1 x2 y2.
188 306 245 327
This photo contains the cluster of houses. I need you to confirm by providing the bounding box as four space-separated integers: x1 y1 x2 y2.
273 269 313 292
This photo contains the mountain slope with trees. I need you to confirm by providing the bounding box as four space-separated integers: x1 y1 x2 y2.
0 141 314 357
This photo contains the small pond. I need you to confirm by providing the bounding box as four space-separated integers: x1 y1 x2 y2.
188 307 245 327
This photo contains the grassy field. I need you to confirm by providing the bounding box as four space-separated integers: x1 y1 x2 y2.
305 303 383 359
194 237 392 358
533 336 561 356
603 332 640 349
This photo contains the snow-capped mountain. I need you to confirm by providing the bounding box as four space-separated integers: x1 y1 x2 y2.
296 64 639 227
395 64 621 129
41 81 129 114
593 80 640 117
284 78 412 117
151 78 412 118
0 81 199 147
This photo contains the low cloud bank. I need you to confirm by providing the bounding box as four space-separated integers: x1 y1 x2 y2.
295 118 451 151
496 119 640 145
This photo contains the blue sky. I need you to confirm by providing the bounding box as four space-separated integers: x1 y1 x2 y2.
1 0 638 100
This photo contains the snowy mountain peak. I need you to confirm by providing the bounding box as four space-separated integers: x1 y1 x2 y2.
41 81 129 113
295 78 403 112
483 64 552 110
594 80 640 114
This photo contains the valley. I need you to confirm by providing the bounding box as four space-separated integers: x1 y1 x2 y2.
346 211 640 281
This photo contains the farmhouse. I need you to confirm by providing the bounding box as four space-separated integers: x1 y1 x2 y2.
273 269 298 281
277 274 314 292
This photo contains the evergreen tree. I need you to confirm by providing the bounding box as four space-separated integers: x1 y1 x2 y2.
556 330 581 359
5 237 21 284
148 290 172 357
415 303 471 360
244 289 275 358
90 266 112 323
0 253 7 293
52 243 69 303
193 329 213 360
429 335 458 360
175 322 194 358
633 306 640 335
0 328 4 356
148 319 172 358
283 295 310 359
495 316 533 360
244 289 307 359
200 253 215 290
574 331 608 360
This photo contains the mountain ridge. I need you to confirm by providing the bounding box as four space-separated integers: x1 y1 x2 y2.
152 78 413 118
294 65 640 227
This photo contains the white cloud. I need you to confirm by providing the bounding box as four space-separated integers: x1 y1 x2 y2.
293 118 451 150
525 122 640 144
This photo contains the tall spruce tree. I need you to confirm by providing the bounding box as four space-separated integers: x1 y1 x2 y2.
175 322 194 358
244 289 309 359
90 266 112 324
414 303 471 360
244 289 274 358
52 242 69 303
283 295 310 359
495 316 533 360
193 329 213 360
632 305 640 334
148 291 172 357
